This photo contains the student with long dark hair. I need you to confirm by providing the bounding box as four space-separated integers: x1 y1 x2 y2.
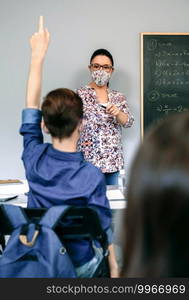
77 49 134 185
121 112 189 277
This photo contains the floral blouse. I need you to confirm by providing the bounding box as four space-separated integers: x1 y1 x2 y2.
77 86 134 173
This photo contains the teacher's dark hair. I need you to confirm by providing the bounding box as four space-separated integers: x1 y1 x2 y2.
121 112 189 277
90 48 114 66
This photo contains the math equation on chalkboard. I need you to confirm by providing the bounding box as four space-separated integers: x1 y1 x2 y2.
141 33 189 136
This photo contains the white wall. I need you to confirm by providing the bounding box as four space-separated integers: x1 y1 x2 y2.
0 0 189 179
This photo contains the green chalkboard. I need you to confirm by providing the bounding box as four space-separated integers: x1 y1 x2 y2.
141 33 189 135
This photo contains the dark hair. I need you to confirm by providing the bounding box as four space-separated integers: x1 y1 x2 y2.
42 88 83 140
90 48 114 66
121 112 189 277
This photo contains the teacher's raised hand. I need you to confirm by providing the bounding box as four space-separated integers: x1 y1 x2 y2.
30 16 50 62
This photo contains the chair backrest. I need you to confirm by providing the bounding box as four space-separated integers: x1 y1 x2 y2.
0 206 108 253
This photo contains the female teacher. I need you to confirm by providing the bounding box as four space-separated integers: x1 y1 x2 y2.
77 49 134 185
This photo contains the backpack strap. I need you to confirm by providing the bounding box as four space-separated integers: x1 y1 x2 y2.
0 204 28 230
39 205 71 229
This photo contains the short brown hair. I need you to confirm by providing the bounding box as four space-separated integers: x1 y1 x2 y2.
42 88 83 139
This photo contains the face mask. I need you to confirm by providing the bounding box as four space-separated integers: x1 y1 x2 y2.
91 70 111 86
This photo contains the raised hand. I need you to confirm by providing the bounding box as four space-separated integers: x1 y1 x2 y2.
26 16 50 109
30 16 50 61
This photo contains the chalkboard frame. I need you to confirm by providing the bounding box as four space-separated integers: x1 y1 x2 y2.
141 32 189 137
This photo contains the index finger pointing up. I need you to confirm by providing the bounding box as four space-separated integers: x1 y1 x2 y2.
38 15 44 32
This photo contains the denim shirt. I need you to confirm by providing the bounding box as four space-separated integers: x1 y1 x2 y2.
20 108 113 267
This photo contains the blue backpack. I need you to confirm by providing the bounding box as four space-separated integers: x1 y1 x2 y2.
0 204 77 278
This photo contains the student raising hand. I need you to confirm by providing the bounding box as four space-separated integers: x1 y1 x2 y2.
30 16 50 62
